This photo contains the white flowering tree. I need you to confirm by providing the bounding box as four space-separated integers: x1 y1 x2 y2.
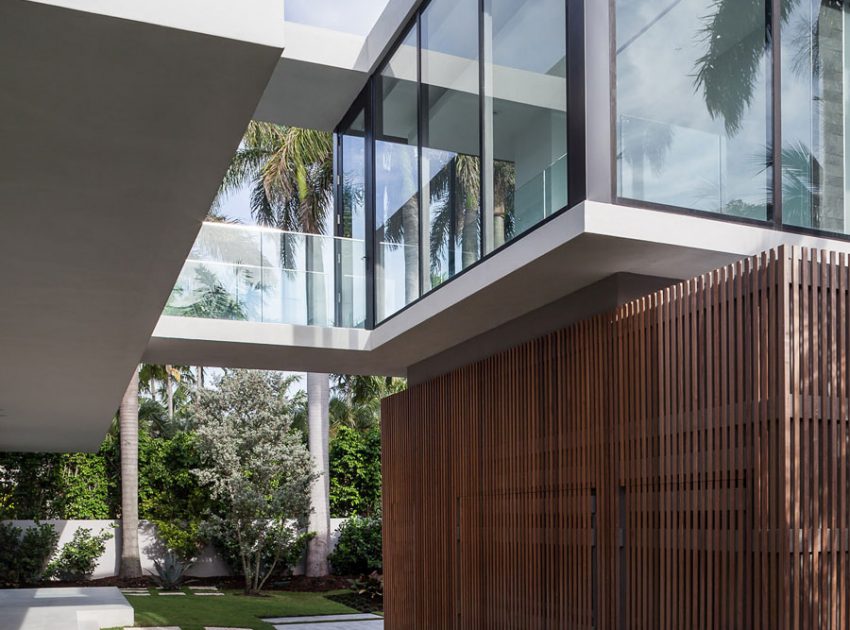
192 370 316 595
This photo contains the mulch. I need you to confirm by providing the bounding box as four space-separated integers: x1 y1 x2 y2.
10 574 355 592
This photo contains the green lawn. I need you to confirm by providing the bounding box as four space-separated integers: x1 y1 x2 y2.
112 588 357 630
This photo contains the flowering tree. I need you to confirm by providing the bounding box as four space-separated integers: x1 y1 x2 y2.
192 370 316 595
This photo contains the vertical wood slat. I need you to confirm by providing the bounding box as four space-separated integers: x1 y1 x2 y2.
382 247 849 629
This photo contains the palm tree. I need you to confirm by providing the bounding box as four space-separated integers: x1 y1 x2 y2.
215 121 335 576
330 374 407 434
118 368 142 578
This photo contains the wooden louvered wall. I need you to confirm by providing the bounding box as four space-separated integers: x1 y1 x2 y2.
382 247 850 629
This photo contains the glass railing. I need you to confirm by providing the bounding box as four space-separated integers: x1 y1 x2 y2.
164 222 366 328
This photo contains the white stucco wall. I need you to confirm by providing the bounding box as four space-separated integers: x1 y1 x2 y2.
6 518 348 579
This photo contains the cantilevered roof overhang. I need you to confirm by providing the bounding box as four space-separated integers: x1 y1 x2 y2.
0 0 284 451
145 200 850 380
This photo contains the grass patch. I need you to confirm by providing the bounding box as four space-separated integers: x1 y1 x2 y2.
119 587 356 630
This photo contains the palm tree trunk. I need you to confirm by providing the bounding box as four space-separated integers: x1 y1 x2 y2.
166 364 174 420
494 201 506 249
819 4 844 231
306 372 331 577
401 198 419 304
119 369 142 578
461 203 478 269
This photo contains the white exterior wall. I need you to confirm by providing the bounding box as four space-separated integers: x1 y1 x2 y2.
6 518 348 579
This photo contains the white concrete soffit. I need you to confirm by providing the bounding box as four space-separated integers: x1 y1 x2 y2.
253 0 421 130
0 1 284 451
148 201 850 376
27 0 287 47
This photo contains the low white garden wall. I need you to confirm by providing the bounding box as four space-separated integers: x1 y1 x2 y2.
5 518 347 579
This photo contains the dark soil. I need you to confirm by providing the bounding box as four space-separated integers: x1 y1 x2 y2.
9 574 355 592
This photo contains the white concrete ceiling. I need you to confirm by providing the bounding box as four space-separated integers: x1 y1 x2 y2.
254 0 421 130
0 1 283 451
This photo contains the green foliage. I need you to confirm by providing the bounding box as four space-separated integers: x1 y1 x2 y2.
351 570 384 601
329 515 382 576
0 449 115 520
46 527 113 581
193 369 317 594
330 375 406 433
164 266 248 320
150 551 193 591
138 429 209 561
0 522 59 586
329 426 381 517
214 529 315 582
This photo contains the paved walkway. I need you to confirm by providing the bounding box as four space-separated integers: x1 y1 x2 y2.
0 587 134 630
124 613 384 630
264 613 383 629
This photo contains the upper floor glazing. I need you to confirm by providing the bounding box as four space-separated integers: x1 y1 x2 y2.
167 0 850 331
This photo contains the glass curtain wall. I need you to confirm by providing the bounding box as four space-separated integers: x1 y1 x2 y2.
486 0 568 247
362 0 571 323
338 107 367 327
782 1 850 235
375 27 421 322
421 0 481 290
615 0 770 220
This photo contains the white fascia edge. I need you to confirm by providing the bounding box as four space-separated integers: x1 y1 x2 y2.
153 201 850 356
583 200 850 257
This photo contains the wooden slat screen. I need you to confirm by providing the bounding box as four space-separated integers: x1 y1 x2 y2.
382 247 849 629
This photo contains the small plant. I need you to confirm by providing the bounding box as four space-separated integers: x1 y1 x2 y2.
329 515 382 575
352 571 383 601
0 522 59 586
150 551 193 591
46 528 112 581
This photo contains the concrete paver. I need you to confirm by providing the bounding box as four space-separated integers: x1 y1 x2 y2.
264 614 382 624
270 622 383 630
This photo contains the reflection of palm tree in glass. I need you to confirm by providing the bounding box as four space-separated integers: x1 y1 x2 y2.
427 154 480 279
381 143 419 305
693 0 794 135
216 122 333 325
165 265 248 320
426 156 517 276
619 116 674 200
770 141 823 226
696 0 844 228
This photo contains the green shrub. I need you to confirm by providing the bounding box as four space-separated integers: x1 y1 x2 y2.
46 527 112 581
329 515 382 575
0 522 59 586
214 528 314 580
329 426 382 517
150 551 193 591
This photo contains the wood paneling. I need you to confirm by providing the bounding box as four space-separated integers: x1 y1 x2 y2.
382 247 850 629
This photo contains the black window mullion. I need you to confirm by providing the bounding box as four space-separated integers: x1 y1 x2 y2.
333 130 343 326
770 0 782 228
417 13 427 296
567 0 587 207
365 79 376 330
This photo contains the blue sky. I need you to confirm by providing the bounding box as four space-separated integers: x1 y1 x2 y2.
285 0 391 35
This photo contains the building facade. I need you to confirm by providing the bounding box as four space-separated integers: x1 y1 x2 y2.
7 0 850 626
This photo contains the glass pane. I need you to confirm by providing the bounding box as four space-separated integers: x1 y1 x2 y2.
615 0 770 219
376 26 420 322
487 0 567 247
341 109 366 240
782 2 850 234
339 107 367 327
422 0 481 290
164 224 352 327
